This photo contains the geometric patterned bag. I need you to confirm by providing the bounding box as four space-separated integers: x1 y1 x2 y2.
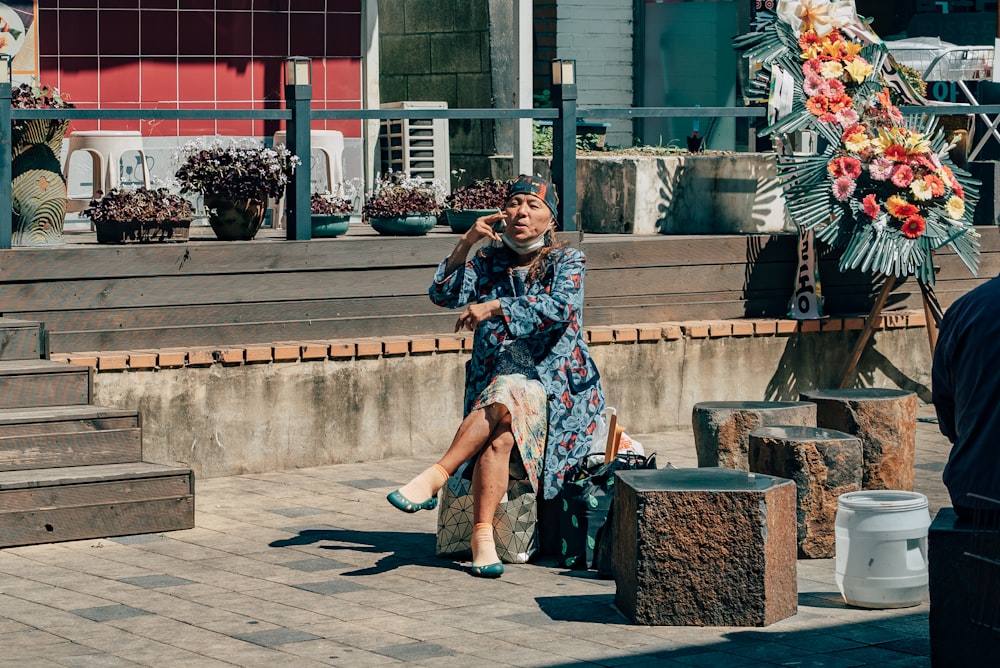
435 464 538 564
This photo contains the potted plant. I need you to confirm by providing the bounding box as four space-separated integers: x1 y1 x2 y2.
443 172 510 233
83 187 194 243
174 138 299 240
10 80 74 246
362 171 446 236
310 192 354 238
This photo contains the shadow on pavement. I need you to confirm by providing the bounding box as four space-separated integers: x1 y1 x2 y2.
269 527 461 576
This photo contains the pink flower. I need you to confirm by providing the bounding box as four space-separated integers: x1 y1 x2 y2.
835 107 859 126
869 157 893 181
803 74 825 97
803 58 823 76
832 176 856 201
891 164 914 188
821 78 846 97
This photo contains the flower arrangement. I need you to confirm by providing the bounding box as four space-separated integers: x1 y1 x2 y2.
10 80 73 110
311 192 354 215
83 187 194 243
173 138 299 201
83 187 194 224
444 176 510 211
10 80 75 149
735 0 979 284
362 171 446 220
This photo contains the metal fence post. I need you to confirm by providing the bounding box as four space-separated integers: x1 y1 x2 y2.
284 57 313 241
0 56 12 250
550 59 577 232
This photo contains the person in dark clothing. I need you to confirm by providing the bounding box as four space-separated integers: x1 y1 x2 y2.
933 275 1000 519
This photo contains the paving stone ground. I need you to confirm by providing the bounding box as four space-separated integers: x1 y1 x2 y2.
0 404 952 667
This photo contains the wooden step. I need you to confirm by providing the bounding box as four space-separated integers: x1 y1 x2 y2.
0 360 91 408
0 319 44 362
0 462 194 548
0 406 142 471
0 406 141 471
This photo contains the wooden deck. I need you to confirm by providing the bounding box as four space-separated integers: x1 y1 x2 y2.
1 222 996 355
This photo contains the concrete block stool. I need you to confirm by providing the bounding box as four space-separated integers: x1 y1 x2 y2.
612 467 797 626
62 130 150 213
692 400 816 471
749 426 863 558
799 388 917 491
929 508 1000 668
271 129 345 229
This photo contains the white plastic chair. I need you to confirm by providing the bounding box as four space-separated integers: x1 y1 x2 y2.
62 130 151 213
271 129 345 229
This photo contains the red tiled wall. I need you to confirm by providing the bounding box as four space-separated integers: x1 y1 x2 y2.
38 0 362 138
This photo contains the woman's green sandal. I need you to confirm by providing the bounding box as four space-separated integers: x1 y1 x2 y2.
469 562 504 578
386 490 438 513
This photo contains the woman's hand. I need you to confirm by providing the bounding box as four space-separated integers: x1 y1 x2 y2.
461 212 506 246
442 211 507 278
455 299 502 332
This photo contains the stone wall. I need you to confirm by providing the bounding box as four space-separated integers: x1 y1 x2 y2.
74 316 936 479
377 0 495 181
491 153 795 234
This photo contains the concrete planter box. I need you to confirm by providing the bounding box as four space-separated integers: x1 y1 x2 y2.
491 153 794 235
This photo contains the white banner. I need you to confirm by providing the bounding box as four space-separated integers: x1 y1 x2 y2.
789 226 823 320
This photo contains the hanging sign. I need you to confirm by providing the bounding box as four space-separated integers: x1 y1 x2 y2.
789 226 824 320
1 0 38 82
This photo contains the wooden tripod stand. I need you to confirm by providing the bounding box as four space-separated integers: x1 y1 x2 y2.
838 274 943 389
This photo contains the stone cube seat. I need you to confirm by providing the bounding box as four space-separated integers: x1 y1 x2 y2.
799 388 917 491
611 467 797 626
749 425 863 558
692 400 816 471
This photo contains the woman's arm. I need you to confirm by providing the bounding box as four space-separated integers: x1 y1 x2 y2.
429 213 506 309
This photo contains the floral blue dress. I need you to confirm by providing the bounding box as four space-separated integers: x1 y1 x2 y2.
429 245 605 500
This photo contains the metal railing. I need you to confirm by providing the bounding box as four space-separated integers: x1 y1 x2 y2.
4 77 1000 249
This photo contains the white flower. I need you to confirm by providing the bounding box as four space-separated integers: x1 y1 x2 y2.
777 0 856 37
871 214 888 233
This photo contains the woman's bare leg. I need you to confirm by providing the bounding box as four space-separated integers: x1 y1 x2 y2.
469 407 515 568
392 403 510 508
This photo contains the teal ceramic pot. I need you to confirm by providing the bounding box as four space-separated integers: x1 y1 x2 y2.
311 214 351 238
370 214 437 236
444 209 496 234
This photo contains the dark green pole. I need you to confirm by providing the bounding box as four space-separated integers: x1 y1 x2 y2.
283 57 312 241
551 59 577 232
0 57 12 250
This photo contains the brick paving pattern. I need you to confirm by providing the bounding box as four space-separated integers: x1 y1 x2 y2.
0 404 950 666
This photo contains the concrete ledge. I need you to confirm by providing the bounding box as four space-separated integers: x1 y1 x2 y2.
59 312 936 479
50 313 930 371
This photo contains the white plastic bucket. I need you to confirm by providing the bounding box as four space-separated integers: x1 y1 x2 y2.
835 490 930 609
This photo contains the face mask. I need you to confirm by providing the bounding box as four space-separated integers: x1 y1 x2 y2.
502 231 547 255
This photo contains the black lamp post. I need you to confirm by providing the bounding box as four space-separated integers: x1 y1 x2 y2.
284 56 312 240
0 55 12 249
550 59 577 232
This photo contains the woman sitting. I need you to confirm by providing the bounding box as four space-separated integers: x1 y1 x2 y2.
387 174 605 578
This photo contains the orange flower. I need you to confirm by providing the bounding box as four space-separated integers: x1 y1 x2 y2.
886 195 918 219
923 174 946 198
806 95 829 116
828 93 853 113
901 215 926 238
